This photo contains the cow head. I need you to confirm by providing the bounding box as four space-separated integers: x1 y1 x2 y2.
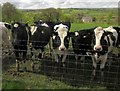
52 23 70 51
94 27 109 52
5 22 28 46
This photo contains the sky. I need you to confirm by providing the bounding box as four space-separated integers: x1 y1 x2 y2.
0 0 120 9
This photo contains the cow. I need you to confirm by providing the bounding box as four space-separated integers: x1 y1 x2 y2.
0 22 12 59
92 26 117 77
29 20 52 71
113 27 120 48
71 27 96 63
104 26 120 57
5 22 29 72
51 22 71 67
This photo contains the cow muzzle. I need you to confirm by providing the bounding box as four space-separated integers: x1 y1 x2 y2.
94 45 102 51
59 44 66 51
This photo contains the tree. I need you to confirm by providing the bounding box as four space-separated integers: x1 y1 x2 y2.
2 2 22 22
0 4 2 21
41 8 62 22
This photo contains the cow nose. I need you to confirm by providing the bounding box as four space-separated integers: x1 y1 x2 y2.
94 45 102 51
59 46 66 51
60 48 65 51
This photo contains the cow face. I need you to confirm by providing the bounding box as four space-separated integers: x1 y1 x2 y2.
52 23 70 51
94 27 108 52
5 22 28 46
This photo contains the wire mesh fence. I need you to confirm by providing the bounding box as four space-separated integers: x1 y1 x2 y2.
2 41 120 90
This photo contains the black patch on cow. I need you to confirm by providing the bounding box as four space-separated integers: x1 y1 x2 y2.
52 35 61 49
94 31 109 55
113 27 120 47
31 25 51 50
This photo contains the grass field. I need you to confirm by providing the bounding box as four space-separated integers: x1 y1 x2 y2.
2 22 120 90
70 22 118 32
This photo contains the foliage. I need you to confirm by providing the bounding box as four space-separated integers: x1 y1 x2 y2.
2 2 22 23
41 8 62 22
0 4 1 21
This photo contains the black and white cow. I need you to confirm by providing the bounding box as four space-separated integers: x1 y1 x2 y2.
104 26 120 57
71 28 95 62
92 26 117 77
52 22 71 66
113 27 120 49
5 22 29 72
29 20 52 71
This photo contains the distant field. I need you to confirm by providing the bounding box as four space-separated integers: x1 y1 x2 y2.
70 22 118 32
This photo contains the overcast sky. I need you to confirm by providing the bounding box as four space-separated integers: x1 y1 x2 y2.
0 0 120 9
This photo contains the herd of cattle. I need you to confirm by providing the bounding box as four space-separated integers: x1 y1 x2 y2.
1 20 120 78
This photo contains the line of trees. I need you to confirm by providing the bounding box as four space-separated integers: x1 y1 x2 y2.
2 2 72 24
1 2 118 25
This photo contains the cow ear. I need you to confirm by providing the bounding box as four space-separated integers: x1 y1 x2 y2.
4 23 11 29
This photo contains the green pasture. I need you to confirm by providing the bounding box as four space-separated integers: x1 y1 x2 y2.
70 22 118 32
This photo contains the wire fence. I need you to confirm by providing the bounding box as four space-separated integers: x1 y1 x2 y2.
2 41 120 90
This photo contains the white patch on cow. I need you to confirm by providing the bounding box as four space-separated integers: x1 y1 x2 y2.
75 32 79 36
41 23 49 27
52 36 56 39
14 23 19 28
103 26 113 31
54 25 59 31
30 26 37 35
94 27 103 51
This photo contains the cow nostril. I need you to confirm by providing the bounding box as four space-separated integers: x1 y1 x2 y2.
60 48 65 51
95 47 102 51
